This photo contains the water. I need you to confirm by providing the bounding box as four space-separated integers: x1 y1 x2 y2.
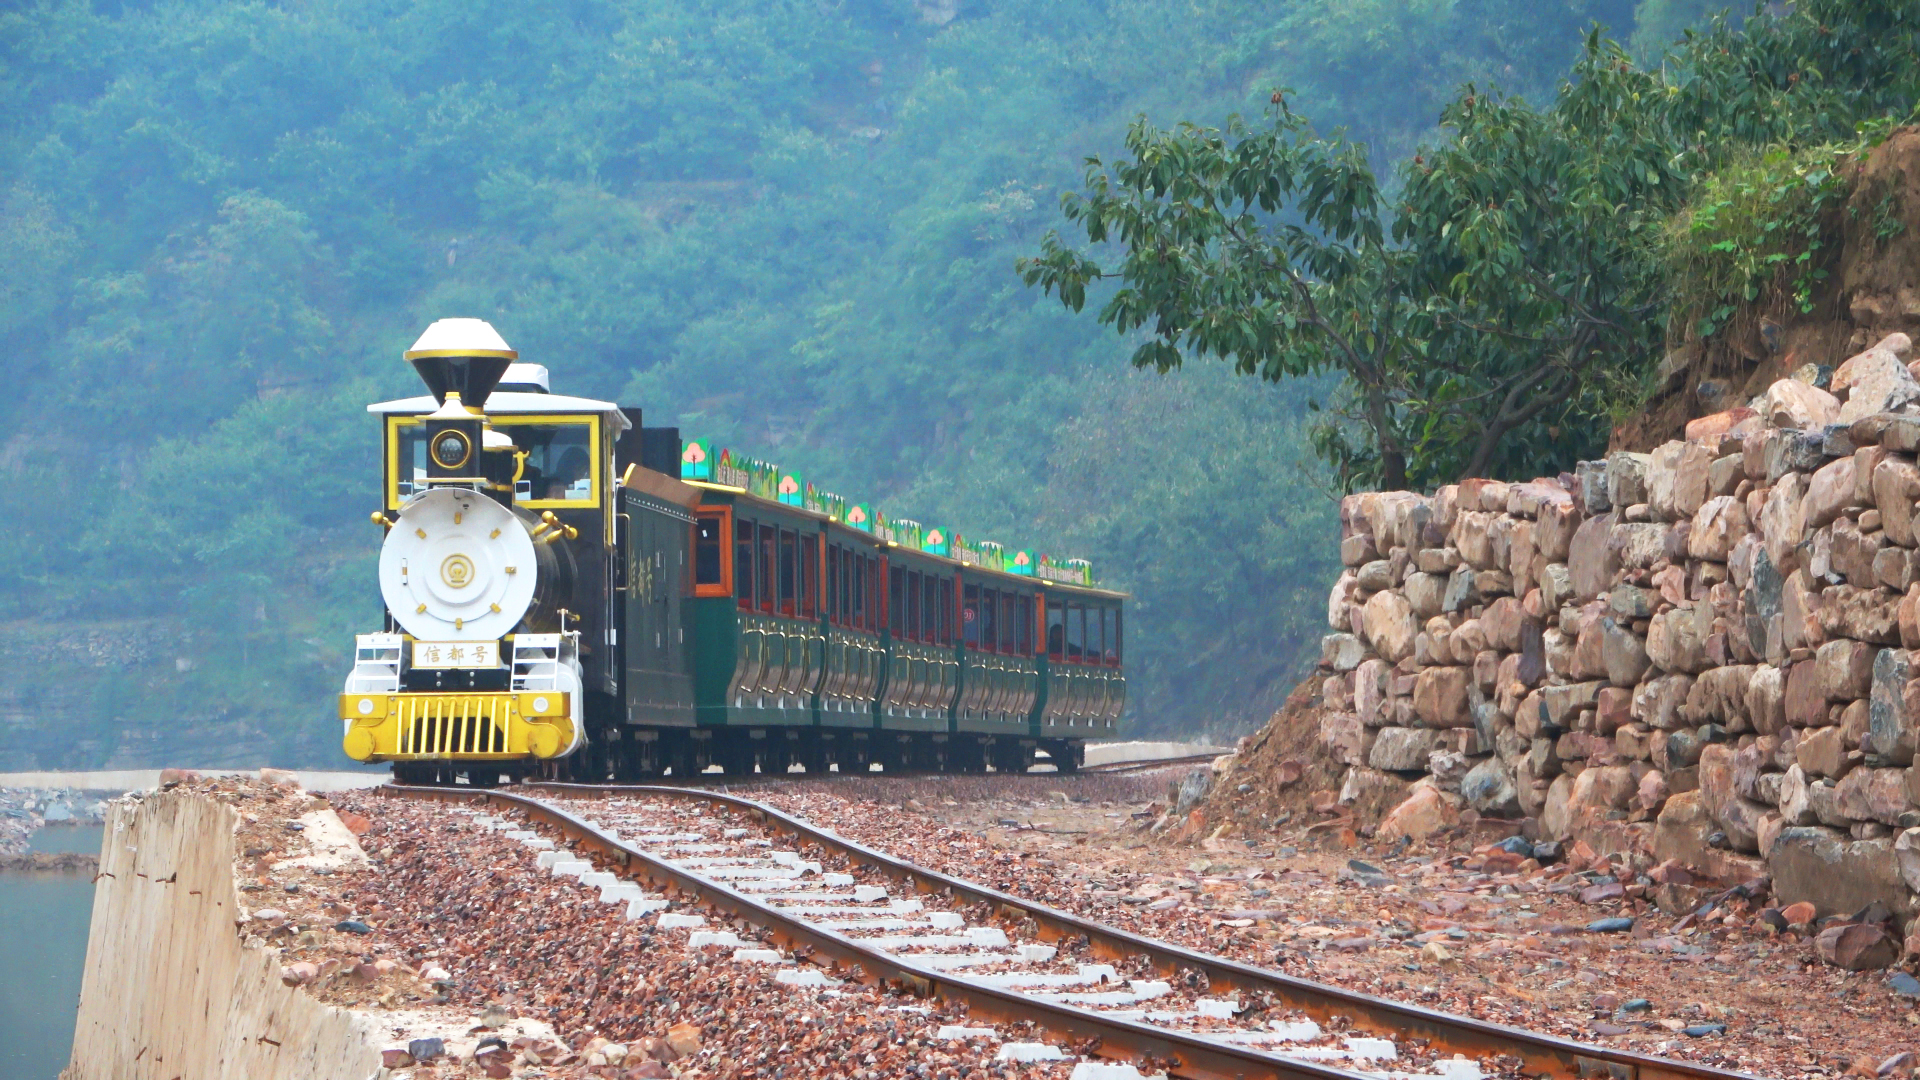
0 824 102 1080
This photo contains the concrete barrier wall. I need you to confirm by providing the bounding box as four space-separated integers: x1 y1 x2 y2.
61 791 378 1080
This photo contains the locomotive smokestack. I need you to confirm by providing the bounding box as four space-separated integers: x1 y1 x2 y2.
404 318 517 410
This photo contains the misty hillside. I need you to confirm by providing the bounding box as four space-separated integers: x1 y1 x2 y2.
0 0 1688 767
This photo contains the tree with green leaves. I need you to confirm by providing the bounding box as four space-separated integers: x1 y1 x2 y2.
1022 1 1920 491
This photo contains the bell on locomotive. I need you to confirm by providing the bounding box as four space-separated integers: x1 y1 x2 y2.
339 318 585 777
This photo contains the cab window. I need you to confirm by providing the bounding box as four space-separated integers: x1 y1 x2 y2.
394 424 430 500
1065 603 1086 662
1046 600 1064 661
1016 594 1033 656
493 419 597 506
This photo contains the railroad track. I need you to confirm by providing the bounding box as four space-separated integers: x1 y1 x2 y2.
1081 752 1226 775
381 782 1753 1080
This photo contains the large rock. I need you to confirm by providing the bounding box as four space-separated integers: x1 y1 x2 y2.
1894 826 1920 893
1835 766 1911 826
1321 633 1367 672
1760 473 1809 569
1441 565 1479 614
1785 659 1827 727
1412 667 1471 728
1354 658 1391 726
1362 590 1418 663
1645 441 1685 520
1610 521 1671 570
1459 757 1520 816
1820 584 1902 645
1634 673 1695 731
1816 638 1878 702
1404 572 1445 618
1328 570 1359 631
1369 727 1441 772
1652 790 1717 872
1536 500 1582 562
1745 664 1788 735
1568 514 1618 601
1814 922 1899 970
1688 495 1751 562
1873 457 1920 547
1320 712 1376 767
1765 378 1840 430
1804 456 1859 529
1606 453 1650 510
1698 744 1761 851
1646 604 1711 674
1797 724 1850 779
1674 441 1715 518
1836 342 1920 426
1777 764 1819 825
1770 827 1914 919
1872 648 1918 764
1376 779 1465 842
1832 518 1885 588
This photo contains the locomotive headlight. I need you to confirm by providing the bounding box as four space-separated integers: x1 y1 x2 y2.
431 429 472 470
517 691 566 717
338 694 390 724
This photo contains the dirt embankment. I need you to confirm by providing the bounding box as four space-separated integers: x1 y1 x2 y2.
1621 128 1920 452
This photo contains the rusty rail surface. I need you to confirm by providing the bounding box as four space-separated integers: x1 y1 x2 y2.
386 782 1756 1080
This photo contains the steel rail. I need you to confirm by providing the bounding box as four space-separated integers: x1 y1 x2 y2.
516 781 1759 1080
381 783 1376 1080
1082 752 1226 775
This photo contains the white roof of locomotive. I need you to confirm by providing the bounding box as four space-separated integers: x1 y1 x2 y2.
367 391 632 435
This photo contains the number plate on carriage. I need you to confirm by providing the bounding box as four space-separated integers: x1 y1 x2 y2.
411 640 500 668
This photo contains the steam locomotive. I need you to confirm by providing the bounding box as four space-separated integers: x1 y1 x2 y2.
339 319 1127 783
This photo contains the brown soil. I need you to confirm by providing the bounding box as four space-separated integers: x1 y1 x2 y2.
1614 128 1920 452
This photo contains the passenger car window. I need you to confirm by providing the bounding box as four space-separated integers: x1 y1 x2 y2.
735 519 755 611
694 512 724 590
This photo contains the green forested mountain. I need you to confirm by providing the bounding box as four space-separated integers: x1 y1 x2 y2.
0 0 1686 767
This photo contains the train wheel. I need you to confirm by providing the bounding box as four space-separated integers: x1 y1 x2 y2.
720 740 756 776
991 739 1035 774
1041 739 1082 774
764 736 796 775
660 733 695 778
801 734 830 774
948 737 987 774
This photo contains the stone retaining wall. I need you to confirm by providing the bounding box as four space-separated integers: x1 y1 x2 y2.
1318 333 1920 920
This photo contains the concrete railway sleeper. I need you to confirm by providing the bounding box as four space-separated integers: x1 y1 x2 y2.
383 783 1759 1080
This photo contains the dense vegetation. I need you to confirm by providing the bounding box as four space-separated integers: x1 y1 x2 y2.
0 0 1705 766
1025 0 1920 491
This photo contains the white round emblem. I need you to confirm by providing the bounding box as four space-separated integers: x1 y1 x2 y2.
357 698 374 716
532 696 550 713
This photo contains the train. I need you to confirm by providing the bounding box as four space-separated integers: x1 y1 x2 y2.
339 319 1127 783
